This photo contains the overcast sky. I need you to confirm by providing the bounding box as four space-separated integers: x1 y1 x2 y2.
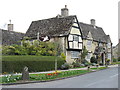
0 0 119 46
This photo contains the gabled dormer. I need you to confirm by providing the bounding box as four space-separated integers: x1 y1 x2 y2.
87 31 93 40
68 17 83 50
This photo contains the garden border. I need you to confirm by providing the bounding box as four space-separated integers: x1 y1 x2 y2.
1 67 109 85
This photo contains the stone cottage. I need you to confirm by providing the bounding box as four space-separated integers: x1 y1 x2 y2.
80 21 112 64
24 5 112 64
0 22 25 45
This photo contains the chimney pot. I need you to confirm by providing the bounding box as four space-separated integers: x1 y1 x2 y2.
91 19 96 26
61 5 69 17
65 5 67 8
8 20 13 31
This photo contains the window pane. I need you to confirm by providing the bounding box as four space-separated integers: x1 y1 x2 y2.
73 41 78 49
68 35 73 41
107 43 111 48
108 53 111 59
79 36 82 42
69 42 73 48
79 43 82 49
87 40 92 48
73 35 79 41
87 40 92 45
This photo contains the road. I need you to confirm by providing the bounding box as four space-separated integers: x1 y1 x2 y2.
2 66 119 88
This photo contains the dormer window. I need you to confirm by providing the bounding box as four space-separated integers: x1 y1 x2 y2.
87 40 92 48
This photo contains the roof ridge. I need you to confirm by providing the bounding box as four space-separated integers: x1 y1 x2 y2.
32 15 76 22
79 22 102 29
1 29 25 34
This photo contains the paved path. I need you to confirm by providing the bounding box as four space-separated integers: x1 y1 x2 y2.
2 65 119 88
1 64 118 77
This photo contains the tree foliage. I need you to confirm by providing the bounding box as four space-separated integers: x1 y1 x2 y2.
2 40 62 56
81 46 88 63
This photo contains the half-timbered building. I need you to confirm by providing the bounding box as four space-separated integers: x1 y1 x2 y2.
24 5 112 64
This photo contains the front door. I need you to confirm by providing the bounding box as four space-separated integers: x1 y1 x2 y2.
101 53 105 65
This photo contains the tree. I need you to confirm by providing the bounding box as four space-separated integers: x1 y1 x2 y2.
80 46 88 63
90 56 97 63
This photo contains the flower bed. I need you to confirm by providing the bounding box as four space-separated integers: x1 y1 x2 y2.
1 70 90 84
1 66 108 84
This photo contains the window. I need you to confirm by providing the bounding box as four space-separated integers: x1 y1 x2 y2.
79 43 82 49
73 35 79 41
87 40 92 48
86 53 92 62
68 34 82 49
107 43 111 48
108 53 111 59
87 40 92 45
99 43 103 47
71 51 80 58
87 54 90 60
73 41 78 49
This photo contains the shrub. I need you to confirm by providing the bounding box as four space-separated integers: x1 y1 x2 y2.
72 62 81 67
2 41 62 56
2 56 65 73
90 56 97 64
113 58 117 62
80 64 85 67
81 59 88 64
106 59 110 65
118 57 120 61
60 53 66 61
60 63 70 70
99 63 103 66
91 63 96 66
84 63 89 67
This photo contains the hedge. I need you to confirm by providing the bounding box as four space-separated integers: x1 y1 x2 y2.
2 56 65 73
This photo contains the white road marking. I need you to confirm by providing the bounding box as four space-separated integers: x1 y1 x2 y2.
86 74 119 87
110 74 118 78
86 80 104 87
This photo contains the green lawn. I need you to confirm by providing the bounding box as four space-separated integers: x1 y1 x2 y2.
112 62 120 64
90 67 107 70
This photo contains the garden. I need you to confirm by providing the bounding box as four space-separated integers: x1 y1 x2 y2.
1 66 107 84
0 40 113 84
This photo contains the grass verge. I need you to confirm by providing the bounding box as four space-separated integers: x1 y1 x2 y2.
1 66 108 84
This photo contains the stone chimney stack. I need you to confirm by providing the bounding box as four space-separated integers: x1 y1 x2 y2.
61 5 69 17
90 19 96 26
8 20 13 31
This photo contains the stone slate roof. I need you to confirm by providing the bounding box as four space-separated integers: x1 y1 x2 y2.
25 15 76 38
79 22 107 43
1 29 25 45
25 15 110 43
